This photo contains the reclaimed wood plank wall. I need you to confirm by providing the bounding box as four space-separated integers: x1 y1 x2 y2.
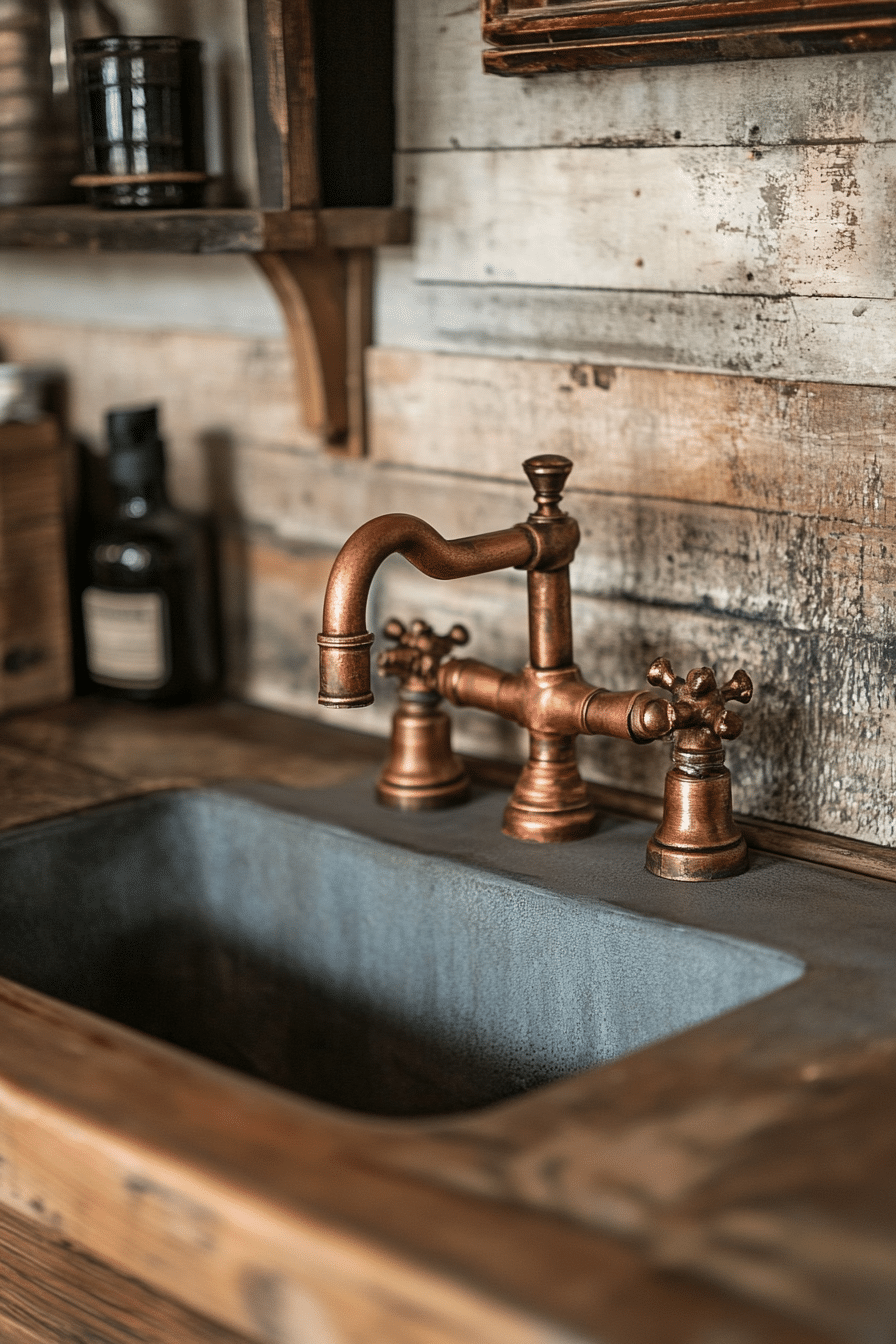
1 0 894 848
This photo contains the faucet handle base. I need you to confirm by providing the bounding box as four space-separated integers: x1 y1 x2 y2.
646 764 748 881
377 696 469 811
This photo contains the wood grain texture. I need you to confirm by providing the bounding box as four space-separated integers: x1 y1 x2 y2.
280 0 321 208
0 419 72 715
481 0 896 74
0 207 412 254
230 434 896 644
0 1200 252 1344
0 320 314 506
0 962 839 1344
245 0 320 210
0 207 309 254
366 349 895 523
254 249 349 444
0 699 383 800
0 739 123 830
391 1 895 385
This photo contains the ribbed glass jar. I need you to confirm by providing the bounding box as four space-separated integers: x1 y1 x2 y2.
73 35 205 208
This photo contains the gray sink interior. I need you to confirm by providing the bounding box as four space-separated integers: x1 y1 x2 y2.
0 783 803 1117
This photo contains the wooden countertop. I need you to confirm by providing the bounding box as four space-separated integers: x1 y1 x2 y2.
0 698 892 1344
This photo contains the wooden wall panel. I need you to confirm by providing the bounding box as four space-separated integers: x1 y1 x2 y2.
374 256 896 388
405 144 895 298
0 320 315 513
367 350 895 524
384 0 896 387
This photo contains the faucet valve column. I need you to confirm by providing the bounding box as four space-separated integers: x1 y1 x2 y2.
642 659 753 881
376 618 470 810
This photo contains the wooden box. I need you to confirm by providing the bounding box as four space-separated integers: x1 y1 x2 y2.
0 417 72 714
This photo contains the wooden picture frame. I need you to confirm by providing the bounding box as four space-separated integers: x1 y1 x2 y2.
481 0 896 74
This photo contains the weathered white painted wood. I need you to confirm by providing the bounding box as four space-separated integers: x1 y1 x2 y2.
375 251 896 387
367 349 895 525
404 143 896 298
397 0 896 151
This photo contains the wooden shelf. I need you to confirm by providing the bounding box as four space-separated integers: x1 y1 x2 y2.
0 6 405 456
0 205 411 255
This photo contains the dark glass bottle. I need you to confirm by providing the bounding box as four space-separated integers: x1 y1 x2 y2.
82 406 219 703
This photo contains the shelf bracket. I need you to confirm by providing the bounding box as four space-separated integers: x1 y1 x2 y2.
255 246 373 458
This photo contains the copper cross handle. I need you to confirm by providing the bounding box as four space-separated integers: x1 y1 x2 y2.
377 618 470 696
640 658 753 743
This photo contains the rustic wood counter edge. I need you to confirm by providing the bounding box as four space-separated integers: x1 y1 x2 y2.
0 699 892 1344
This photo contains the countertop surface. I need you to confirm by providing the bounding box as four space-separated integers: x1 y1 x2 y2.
0 697 894 1344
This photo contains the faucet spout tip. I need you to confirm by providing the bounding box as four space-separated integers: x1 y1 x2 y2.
318 630 375 708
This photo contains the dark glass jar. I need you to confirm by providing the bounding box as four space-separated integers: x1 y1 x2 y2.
82 406 219 704
73 36 205 208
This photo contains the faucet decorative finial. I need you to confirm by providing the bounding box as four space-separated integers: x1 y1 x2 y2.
522 454 573 515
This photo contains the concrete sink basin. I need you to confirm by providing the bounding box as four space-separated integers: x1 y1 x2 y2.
0 778 802 1116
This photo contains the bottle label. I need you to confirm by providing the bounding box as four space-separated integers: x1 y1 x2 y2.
82 587 170 688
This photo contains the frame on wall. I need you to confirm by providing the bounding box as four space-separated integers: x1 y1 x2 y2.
481 0 896 74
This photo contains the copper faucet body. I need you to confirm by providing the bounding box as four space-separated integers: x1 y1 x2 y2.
318 456 753 872
318 456 671 843
439 657 660 841
318 467 579 708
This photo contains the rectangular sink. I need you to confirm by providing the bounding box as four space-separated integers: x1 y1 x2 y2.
0 781 803 1117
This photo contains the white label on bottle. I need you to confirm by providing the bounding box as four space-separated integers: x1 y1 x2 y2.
82 587 170 688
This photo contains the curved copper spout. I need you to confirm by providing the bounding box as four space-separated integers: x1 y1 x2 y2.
319 514 536 707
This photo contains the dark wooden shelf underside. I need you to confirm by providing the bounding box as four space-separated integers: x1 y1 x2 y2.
0 205 412 254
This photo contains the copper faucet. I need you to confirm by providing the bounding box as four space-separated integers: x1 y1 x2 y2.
318 455 752 876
